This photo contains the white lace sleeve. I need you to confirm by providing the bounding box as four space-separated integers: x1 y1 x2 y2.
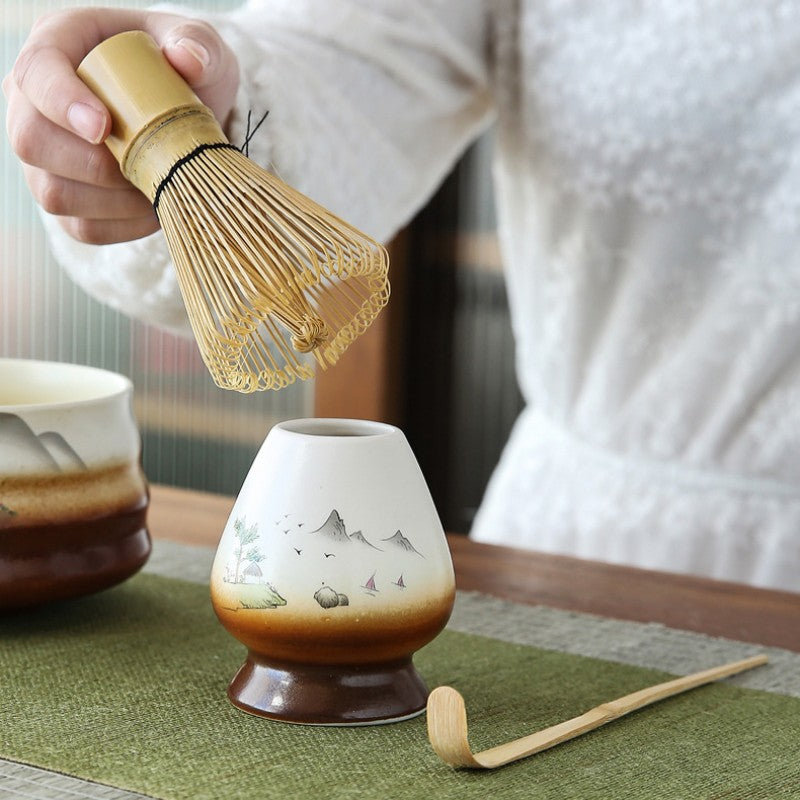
39 210 194 337
46 0 493 331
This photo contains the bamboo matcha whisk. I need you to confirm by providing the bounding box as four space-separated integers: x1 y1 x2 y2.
77 31 389 392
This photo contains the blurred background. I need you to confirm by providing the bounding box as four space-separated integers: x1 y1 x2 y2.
0 0 522 534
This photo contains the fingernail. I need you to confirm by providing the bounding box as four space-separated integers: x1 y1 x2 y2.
174 37 210 68
67 102 105 144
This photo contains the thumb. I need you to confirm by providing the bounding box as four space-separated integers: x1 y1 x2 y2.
157 20 239 133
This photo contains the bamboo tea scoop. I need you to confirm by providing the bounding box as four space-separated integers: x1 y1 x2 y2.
427 654 768 769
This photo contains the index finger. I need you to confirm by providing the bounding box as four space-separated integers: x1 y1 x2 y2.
9 8 151 143
11 42 109 144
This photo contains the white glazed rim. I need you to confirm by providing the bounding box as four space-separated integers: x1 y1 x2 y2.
275 418 398 438
0 358 132 411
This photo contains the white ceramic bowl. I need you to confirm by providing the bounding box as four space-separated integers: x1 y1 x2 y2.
0 359 150 609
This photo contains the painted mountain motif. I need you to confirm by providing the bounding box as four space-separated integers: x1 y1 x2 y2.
309 511 382 549
349 530 382 550
382 530 423 557
309 509 350 542
37 431 86 470
0 413 85 473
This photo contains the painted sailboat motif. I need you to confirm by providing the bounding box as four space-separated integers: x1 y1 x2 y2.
362 573 378 593
394 574 405 588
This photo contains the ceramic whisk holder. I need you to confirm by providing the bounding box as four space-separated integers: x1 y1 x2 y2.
211 418 455 725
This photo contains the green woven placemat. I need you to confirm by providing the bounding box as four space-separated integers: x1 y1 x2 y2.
1 573 798 800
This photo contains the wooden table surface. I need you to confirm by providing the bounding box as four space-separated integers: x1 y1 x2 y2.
149 484 800 653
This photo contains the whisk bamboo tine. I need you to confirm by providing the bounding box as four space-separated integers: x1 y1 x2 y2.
427 654 768 770
78 30 388 392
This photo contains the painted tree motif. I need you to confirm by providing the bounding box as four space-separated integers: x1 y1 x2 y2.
245 547 265 566
232 517 260 583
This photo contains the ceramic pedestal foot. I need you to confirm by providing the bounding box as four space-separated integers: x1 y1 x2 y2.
228 654 429 726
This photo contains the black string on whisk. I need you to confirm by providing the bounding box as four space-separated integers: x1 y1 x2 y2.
152 110 270 214
241 109 270 157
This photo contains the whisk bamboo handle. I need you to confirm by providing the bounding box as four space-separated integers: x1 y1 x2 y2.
77 31 227 200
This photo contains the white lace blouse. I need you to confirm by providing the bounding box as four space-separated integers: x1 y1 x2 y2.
44 0 800 591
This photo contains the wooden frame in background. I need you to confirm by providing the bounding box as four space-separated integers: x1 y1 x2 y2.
313 233 409 425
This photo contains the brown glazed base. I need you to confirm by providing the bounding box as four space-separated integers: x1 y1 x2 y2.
228 653 430 725
0 499 150 610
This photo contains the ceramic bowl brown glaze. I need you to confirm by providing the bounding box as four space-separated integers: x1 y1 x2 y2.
211 418 455 725
0 359 150 610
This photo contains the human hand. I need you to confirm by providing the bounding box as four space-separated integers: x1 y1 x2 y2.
4 8 240 244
